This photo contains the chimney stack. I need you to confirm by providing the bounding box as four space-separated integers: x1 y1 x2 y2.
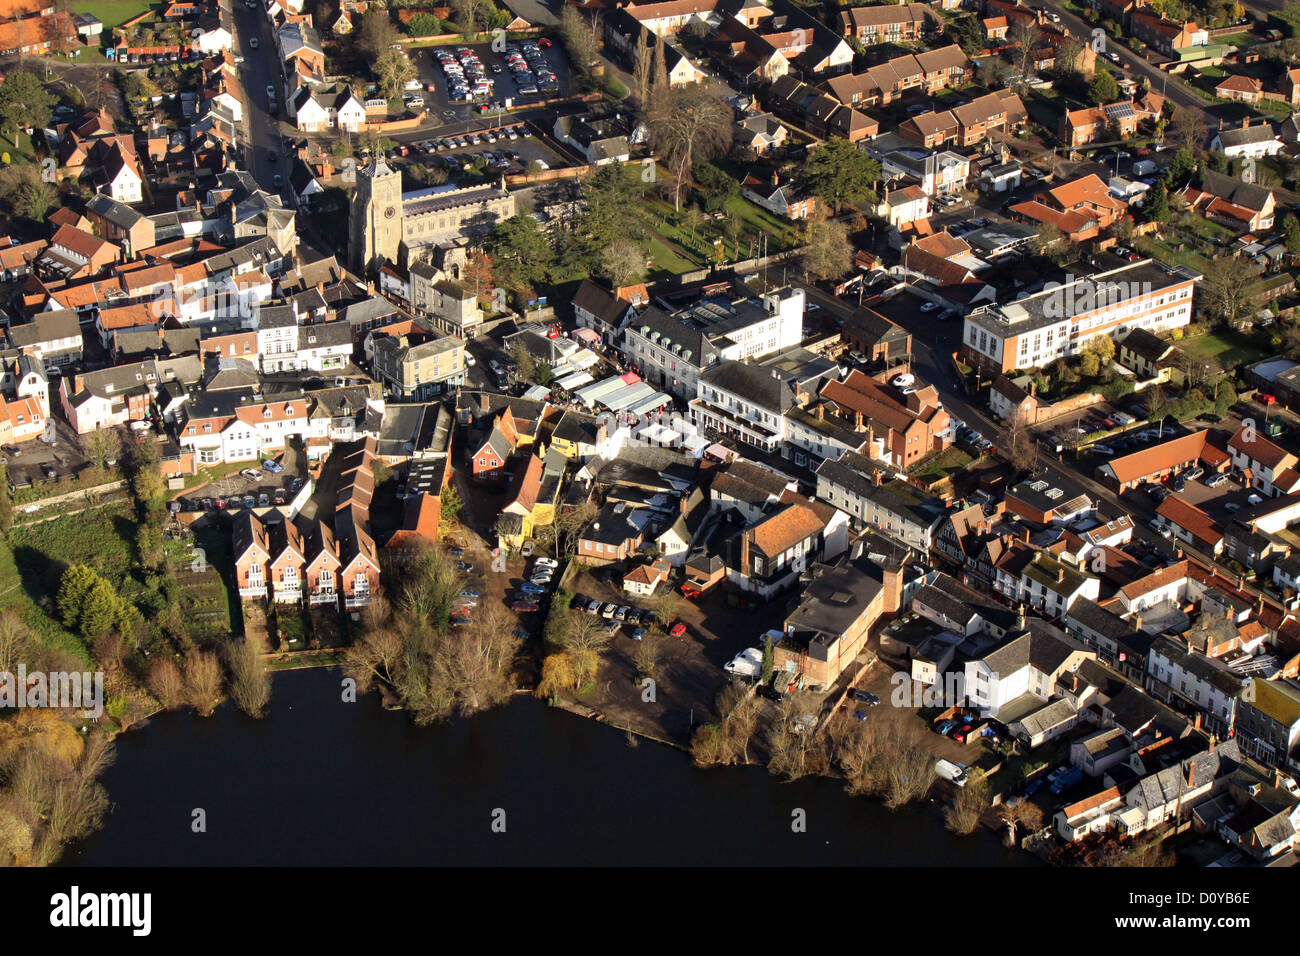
873 469 882 486
1243 116 1250 129
1133 612 1142 630
1058 566 1066 584
816 403 825 421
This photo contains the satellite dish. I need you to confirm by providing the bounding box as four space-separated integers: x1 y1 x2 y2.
191 27 203 37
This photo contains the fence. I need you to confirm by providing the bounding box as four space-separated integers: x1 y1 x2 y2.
16 479 124 512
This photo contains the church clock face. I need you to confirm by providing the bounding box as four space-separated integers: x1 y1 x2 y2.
383 206 396 220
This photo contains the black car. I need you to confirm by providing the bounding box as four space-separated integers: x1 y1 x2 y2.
455 561 474 572
849 689 880 705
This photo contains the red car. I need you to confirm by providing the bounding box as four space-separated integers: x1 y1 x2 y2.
511 599 539 612
538 36 552 47
679 583 701 598
667 619 687 637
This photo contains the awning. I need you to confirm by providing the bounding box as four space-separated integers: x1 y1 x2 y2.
523 385 551 400
555 371 593 391
571 327 600 345
620 371 642 384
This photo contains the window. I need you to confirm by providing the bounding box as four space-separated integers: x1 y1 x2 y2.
247 564 263 586
354 573 369 594
318 568 334 593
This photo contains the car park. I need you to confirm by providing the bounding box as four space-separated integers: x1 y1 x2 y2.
1206 473 1229 488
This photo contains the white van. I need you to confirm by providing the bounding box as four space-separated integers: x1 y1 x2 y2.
935 759 968 787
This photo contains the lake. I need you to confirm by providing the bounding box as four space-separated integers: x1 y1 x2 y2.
66 668 1034 866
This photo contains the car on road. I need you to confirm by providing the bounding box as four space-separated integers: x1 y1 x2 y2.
250 37 259 48
920 301 939 312
272 174 283 187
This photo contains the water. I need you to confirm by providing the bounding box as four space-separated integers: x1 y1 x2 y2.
66 668 1033 866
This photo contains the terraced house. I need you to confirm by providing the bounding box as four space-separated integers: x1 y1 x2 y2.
821 45 969 109
838 2 938 44
898 90 1027 149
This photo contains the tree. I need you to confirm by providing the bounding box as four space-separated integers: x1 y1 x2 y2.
485 214 555 293
691 160 739 214
1089 68 1119 105
1000 799 1044 846
450 0 490 38
1165 145 1195 188
357 9 400 58
646 85 733 212
1168 107 1205 151
944 777 990 835
0 72 56 140
559 6 600 81
441 483 463 524
799 137 881 211
0 163 56 221
508 341 537 384
182 648 223 716
800 215 852 281
147 657 185 709
406 12 442 36
1284 213 1300 253
82 429 121 471
632 26 652 107
1032 223 1068 265
226 634 270 718
1054 36 1084 74
760 635 774 682
1009 20 1041 87
1201 255 1257 328
0 464 11 538
375 49 416 100
598 237 647 287
1138 183 1170 223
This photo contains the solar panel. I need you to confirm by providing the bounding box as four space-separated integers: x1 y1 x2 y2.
1104 102 1135 120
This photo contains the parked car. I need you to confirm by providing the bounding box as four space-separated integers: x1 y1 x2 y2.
601 602 618 619
510 599 540 612
1248 493 1264 505
1225 502 1242 513
667 619 687 637
534 557 558 570
586 599 601 615
630 627 646 641
261 458 283 473
519 582 546 594
455 561 474 572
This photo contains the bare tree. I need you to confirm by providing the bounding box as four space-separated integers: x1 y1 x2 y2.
646 86 733 212
146 657 185 709
182 648 223 716
633 27 652 107
226 633 271 718
1000 799 1045 846
1009 20 1041 88
944 777 990 834
0 610 29 675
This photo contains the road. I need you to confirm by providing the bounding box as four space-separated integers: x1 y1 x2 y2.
1037 0 1217 131
232 1 288 199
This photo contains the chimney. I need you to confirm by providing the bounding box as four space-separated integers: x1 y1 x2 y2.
1132 612 1142 630
816 403 825 421
873 469 882 486
1187 761 1195 789
1209 735 1217 755
1242 116 1250 129
854 410 865 432
770 168 780 188
1057 566 1066 584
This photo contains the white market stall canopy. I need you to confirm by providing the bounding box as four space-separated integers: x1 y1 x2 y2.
555 371 594 391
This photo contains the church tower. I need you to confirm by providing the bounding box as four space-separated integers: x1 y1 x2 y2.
347 158 403 276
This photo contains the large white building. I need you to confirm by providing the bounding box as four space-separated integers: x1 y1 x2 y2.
961 259 1200 375
621 285 804 400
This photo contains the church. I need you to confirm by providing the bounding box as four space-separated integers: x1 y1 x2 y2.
347 157 516 275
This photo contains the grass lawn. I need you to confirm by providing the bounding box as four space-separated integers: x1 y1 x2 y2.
70 0 155 28
1218 32 1255 47
909 446 974 484
1133 234 1214 274
1177 330 1267 371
